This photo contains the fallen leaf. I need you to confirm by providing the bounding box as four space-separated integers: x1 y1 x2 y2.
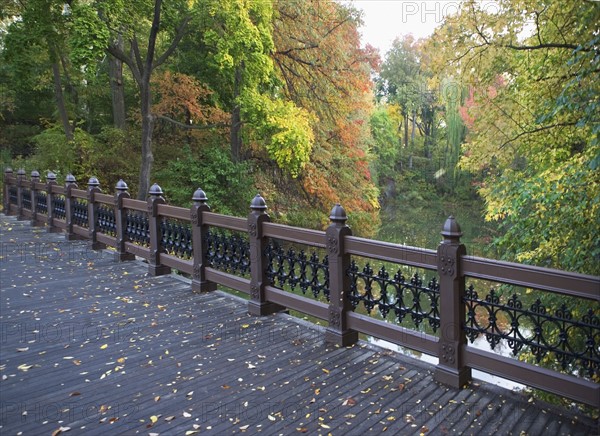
69 392 81 397
221 385 230 389
420 425 430 434
183 412 192 418
342 397 356 406
322 368 330 374
165 416 176 422
150 415 158 424
185 432 198 436
16 347 29 352
319 423 331 429
100 344 108 350
17 364 33 372
241 324 250 329
117 357 125 364
268 415 276 421
296 428 308 433
240 424 249 430
154 396 161 402
72 360 82 366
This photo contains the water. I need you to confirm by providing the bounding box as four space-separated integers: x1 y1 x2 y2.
376 198 497 258
370 199 526 391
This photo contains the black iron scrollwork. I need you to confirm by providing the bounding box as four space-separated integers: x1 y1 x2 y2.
265 240 329 301
160 218 193 259
72 199 89 228
36 192 48 215
9 186 18 205
96 205 116 236
21 189 32 210
52 195 66 220
347 260 440 332
125 212 150 246
205 229 250 276
463 285 600 378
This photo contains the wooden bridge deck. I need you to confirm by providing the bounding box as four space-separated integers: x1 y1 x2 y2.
0 215 597 435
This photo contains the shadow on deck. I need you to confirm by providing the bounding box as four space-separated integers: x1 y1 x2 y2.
0 215 597 435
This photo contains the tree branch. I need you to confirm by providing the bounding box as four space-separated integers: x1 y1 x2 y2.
500 122 578 148
155 114 230 130
154 15 191 70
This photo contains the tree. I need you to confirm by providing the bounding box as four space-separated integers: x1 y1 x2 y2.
271 1 380 234
101 0 192 198
426 0 600 274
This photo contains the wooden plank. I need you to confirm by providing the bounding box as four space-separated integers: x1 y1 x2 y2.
462 256 600 300
345 236 438 269
124 241 150 258
464 346 600 408
346 311 439 356
205 267 251 293
264 285 329 319
157 204 190 221
203 212 246 231
263 223 326 247
160 253 193 274
96 232 115 247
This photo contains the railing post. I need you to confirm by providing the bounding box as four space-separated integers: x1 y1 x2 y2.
248 194 285 316
46 172 58 232
325 204 358 346
434 216 471 388
147 183 171 276
191 188 216 293
30 171 40 226
3 168 13 214
64 174 78 240
114 180 135 262
87 177 105 250
16 168 26 220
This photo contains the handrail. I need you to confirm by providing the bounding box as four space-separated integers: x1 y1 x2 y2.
2 169 599 408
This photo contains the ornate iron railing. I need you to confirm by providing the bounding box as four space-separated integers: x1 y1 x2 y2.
160 218 193 259
125 212 150 246
205 228 250 276
72 199 89 228
9 186 18 205
36 192 48 215
96 205 116 236
347 261 440 333
21 189 32 210
52 195 66 220
2 169 599 408
464 285 600 378
265 239 329 302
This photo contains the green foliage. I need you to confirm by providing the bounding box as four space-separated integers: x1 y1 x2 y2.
369 107 399 185
69 3 110 75
155 145 255 216
242 89 314 177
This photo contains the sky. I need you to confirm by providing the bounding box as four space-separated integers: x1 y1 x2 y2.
349 0 465 55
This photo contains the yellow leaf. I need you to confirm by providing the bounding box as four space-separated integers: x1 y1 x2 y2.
117 357 125 364
100 344 108 350
322 368 330 374
150 415 158 423
154 396 161 402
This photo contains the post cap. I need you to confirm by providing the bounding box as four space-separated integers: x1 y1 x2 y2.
65 174 76 184
192 188 208 203
115 179 128 191
149 183 163 196
250 194 267 211
4 167 13 174
441 215 463 239
17 168 26 176
329 203 348 223
88 177 100 187
47 171 57 181
31 170 40 179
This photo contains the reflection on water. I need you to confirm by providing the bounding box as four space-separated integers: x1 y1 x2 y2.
369 336 526 391
377 199 497 258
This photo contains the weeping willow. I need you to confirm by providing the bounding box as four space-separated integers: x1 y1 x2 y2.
441 78 468 190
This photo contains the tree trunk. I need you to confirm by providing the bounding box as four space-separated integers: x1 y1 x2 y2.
230 64 243 161
109 35 126 129
410 110 416 145
403 110 409 149
137 88 154 200
51 61 74 141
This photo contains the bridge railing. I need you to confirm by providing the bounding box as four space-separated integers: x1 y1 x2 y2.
3 168 599 408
